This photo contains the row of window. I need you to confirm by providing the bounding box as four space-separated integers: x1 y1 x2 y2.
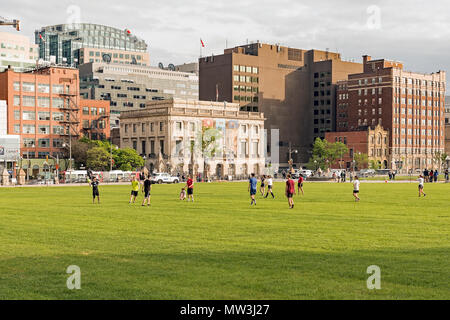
22 138 64 148
233 65 259 74
82 107 106 115
14 124 65 135
393 77 444 88
393 128 442 136
393 138 442 146
14 95 64 108
233 75 259 83
234 96 259 103
394 108 442 117
88 51 143 60
233 85 259 93
14 110 64 121
393 118 442 127
394 97 441 107
13 82 71 94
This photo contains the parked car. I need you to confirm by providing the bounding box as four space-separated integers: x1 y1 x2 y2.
358 169 376 177
151 172 180 184
299 170 313 178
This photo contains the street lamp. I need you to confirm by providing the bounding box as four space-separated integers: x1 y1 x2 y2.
62 142 73 170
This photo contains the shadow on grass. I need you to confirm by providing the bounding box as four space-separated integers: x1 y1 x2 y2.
0 247 449 300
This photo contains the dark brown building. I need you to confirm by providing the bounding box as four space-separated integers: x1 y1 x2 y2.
199 43 362 165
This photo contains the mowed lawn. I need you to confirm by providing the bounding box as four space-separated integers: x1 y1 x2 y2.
0 181 449 300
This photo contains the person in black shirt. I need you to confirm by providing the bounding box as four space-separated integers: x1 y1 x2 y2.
141 175 152 207
90 176 100 204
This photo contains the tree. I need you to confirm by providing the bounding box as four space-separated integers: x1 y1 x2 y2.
354 153 369 170
433 151 448 171
86 147 110 170
114 148 144 171
306 138 349 170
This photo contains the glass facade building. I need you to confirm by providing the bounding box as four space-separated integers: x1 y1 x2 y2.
35 23 148 66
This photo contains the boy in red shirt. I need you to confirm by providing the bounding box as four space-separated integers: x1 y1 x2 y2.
185 175 194 202
285 174 296 209
297 174 304 196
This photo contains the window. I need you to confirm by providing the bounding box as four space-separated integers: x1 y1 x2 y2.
53 126 64 134
176 122 182 131
38 84 50 93
38 97 50 107
52 84 63 94
23 138 35 147
22 82 35 92
23 96 35 107
23 111 35 120
13 82 20 91
160 140 165 154
83 107 89 115
52 97 64 108
53 139 63 148
14 124 20 133
38 112 50 120
159 122 164 131
23 125 35 134
38 139 50 148
14 110 20 120
14 95 20 106
38 125 50 134
91 108 97 116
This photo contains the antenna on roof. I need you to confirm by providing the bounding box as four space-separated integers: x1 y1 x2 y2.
158 62 164 69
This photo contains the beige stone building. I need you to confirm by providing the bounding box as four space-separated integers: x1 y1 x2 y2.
119 99 265 179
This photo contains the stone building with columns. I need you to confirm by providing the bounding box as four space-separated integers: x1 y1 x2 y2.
119 98 265 179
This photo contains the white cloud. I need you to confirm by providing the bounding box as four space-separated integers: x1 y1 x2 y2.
2 0 450 74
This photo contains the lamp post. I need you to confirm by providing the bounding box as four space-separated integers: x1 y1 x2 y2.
62 142 72 171
288 142 298 174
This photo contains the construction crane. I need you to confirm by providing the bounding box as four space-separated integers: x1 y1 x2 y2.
0 16 20 31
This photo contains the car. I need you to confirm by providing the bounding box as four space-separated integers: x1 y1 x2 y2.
299 170 313 178
358 169 376 177
151 172 180 184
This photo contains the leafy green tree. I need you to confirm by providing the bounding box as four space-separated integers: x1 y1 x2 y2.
114 148 144 171
306 138 349 170
119 162 132 171
354 153 369 170
86 147 110 170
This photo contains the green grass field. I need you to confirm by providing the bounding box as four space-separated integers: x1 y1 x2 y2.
0 182 449 300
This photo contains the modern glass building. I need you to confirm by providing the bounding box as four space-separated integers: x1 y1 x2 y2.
34 23 148 66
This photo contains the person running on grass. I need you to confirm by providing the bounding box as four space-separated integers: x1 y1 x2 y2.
353 176 360 202
260 175 266 196
285 174 296 209
418 175 426 197
141 175 152 206
297 174 304 196
265 175 275 198
129 176 140 204
249 173 258 206
90 176 100 204
185 175 194 202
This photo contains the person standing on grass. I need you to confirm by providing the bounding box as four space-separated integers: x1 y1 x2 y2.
249 173 258 206
141 175 152 207
418 175 426 197
297 174 304 196
260 175 266 196
185 175 195 202
129 176 140 204
265 175 275 199
429 170 434 183
285 174 296 209
445 169 449 182
90 176 100 204
434 170 439 183
353 176 360 202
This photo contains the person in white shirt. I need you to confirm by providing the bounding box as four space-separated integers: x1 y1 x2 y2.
264 175 275 199
353 176 360 202
418 175 426 197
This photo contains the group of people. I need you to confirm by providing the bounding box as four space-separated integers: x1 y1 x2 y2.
248 173 305 209
88 173 196 205
422 169 440 183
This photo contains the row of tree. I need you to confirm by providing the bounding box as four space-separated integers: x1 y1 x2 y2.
306 138 368 170
71 137 144 171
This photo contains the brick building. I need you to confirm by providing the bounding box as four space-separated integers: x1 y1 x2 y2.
199 43 362 165
325 125 389 169
0 66 110 158
336 56 446 172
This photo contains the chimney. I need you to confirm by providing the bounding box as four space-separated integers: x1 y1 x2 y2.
363 55 372 64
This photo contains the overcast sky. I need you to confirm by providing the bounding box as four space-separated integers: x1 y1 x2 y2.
2 0 450 74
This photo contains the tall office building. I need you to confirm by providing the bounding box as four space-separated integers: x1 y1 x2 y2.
79 62 199 127
199 43 362 164
336 55 446 172
0 31 39 72
35 23 149 66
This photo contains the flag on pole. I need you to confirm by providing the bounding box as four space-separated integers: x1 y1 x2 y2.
39 34 45 42
200 39 205 47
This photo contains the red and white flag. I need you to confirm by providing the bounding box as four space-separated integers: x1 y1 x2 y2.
200 39 205 48
39 34 45 42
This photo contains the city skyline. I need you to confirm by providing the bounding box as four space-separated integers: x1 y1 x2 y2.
2 0 450 75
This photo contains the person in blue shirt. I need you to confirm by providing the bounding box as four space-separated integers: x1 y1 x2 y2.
248 173 258 206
